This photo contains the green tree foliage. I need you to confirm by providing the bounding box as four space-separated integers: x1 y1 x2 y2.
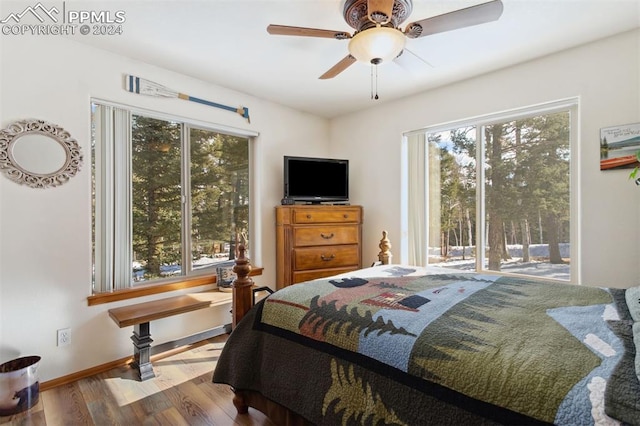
435 128 476 257
512 113 570 264
434 112 570 271
131 116 182 278
131 117 249 281
190 129 249 261
438 143 462 256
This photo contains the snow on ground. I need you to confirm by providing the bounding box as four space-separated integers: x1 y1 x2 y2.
431 243 570 281
133 255 234 281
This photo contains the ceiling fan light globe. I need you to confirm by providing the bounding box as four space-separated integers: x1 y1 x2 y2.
348 27 406 64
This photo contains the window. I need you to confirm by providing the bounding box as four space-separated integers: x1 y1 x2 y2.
404 100 577 282
92 102 253 292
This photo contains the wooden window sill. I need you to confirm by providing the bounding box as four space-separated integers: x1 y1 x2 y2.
87 267 263 306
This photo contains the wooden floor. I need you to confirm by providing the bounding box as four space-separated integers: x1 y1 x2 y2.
0 334 275 426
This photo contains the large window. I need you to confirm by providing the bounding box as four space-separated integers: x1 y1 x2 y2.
404 100 577 282
92 102 252 292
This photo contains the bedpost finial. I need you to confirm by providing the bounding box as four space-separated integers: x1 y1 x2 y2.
378 230 392 265
233 244 253 286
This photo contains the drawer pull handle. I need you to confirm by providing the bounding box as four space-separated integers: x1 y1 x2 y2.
320 254 336 261
306 214 312 219
320 233 334 239
343 214 348 218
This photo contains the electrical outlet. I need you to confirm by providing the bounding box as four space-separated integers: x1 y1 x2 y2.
57 328 71 346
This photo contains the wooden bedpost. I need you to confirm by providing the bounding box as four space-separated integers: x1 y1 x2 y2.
378 230 392 265
232 245 253 329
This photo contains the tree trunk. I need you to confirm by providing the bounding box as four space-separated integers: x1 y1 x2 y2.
446 229 451 256
521 218 530 262
487 125 506 271
501 222 511 261
488 213 503 270
441 231 448 258
459 214 466 260
145 188 162 277
538 210 543 244
466 208 473 258
545 213 564 264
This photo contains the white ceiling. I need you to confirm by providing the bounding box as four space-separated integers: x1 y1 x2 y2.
68 0 640 119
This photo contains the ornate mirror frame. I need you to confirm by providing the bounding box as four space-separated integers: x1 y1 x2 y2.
0 119 83 188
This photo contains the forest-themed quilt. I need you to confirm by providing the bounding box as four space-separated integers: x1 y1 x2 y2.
213 265 639 425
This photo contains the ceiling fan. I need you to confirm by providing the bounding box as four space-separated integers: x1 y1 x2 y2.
267 0 504 80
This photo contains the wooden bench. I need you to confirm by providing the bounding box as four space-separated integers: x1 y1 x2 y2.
108 290 233 380
108 256 264 381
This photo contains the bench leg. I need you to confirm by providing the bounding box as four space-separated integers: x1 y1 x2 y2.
130 322 155 381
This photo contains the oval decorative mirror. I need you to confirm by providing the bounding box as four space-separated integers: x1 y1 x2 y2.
0 119 83 188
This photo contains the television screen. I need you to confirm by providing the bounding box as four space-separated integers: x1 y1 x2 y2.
284 156 349 203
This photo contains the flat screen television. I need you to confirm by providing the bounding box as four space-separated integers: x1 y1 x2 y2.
283 156 349 204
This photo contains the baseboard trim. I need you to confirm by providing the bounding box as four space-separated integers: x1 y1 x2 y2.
149 324 231 356
40 324 232 391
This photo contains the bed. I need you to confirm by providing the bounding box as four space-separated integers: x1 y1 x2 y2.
213 238 640 425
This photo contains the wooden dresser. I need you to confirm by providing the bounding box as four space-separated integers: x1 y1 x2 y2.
275 204 363 289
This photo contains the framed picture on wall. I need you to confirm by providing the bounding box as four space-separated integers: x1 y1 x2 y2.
600 122 640 170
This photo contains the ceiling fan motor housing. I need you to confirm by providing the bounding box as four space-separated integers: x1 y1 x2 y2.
343 0 413 32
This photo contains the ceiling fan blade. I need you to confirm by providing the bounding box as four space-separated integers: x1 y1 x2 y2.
367 0 395 24
394 48 434 72
404 0 504 39
267 24 351 40
319 55 357 79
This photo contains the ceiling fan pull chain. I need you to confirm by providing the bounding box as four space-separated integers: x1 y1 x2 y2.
370 65 374 99
373 64 379 100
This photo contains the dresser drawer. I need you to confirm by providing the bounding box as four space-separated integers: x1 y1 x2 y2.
293 225 359 247
293 245 360 271
293 267 359 284
292 207 361 224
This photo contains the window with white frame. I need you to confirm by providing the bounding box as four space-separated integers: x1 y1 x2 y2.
404 100 577 282
91 102 253 293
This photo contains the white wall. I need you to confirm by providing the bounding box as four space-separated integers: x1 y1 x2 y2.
0 34 330 381
330 29 640 289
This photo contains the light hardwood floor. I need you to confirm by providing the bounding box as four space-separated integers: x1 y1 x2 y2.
0 334 275 426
